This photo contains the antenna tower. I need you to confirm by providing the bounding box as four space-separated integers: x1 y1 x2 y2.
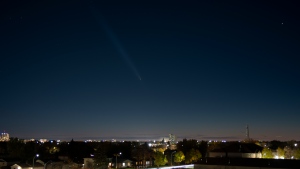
246 125 250 141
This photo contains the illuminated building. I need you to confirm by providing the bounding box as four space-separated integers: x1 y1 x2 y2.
169 134 176 145
0 132 9 142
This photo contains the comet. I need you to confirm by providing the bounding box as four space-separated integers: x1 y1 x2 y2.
90 7 142 81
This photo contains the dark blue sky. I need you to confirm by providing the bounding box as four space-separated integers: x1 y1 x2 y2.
1 0 299 141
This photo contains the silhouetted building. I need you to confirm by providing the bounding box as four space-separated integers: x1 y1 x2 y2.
208 142 262 158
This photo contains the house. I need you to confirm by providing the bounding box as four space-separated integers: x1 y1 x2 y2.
83 158 96 169
0 159 7 167
43 161 76 169
0 159 21 168
84 157 132 168
10 163 43 169
134 160 152 168
113 159 132 168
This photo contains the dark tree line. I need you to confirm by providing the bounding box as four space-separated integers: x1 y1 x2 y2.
0 138 211 166
176 139 207 158
0 138 150 163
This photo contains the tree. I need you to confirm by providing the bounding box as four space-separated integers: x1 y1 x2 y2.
284 146 292 159
131 144 153 167
185 148 201 164
198 141 208 158
293 149 300 159
277 147 285 158
269 140 284 150
7 137 23 158
262 147 273 158
176 139 198 155
174 151 185 164
153 151 168 168
193 149 202 162
155 147 166 153
93 146 108 169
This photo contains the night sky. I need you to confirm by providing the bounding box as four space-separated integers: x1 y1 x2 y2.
1 0 300 141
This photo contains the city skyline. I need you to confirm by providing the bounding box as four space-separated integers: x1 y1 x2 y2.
1 1 300 141
2 129 251 142
0 126 260 142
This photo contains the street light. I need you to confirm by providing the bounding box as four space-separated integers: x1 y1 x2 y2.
32 154 39 169
171 151 176 166
44 161 52 169
114 152 121 169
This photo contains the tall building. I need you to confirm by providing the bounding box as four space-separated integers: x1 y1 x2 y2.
246 125 250 141
169 134 176 145
0 132 9 142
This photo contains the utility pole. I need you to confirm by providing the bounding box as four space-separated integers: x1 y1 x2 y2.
114 152 121 169
171 151 176 166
